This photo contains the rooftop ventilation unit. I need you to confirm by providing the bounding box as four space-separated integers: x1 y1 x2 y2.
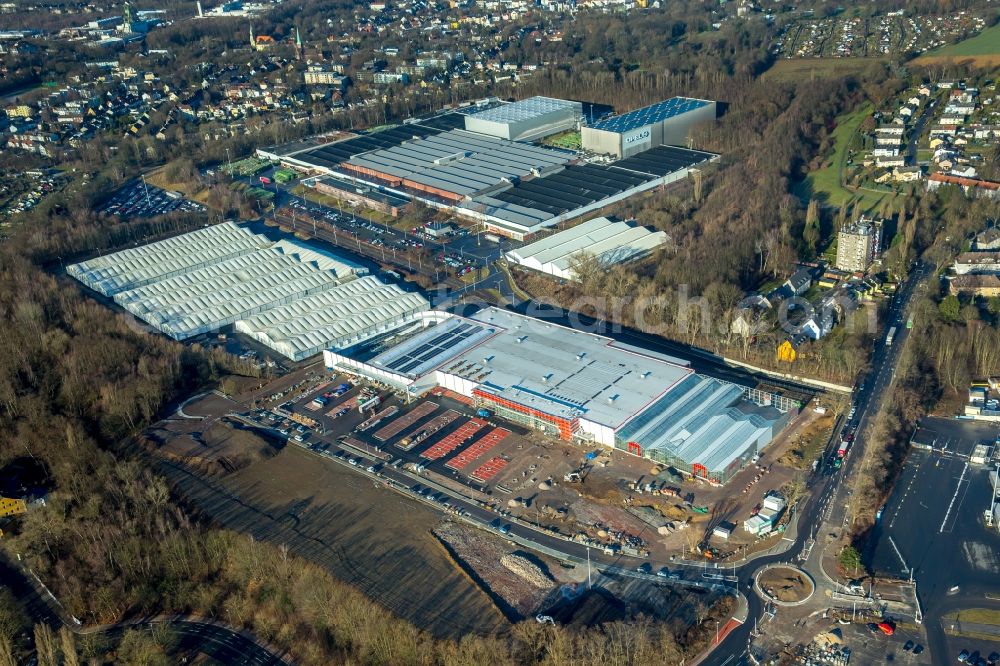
542 373 553 382
433 151 471 166
607 394 619 404
576 352 586 361
641 371 651 379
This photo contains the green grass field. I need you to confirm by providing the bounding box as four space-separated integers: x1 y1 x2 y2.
912 21 1000 66
762 57 887 83
541 130 581 150
801 102 891 211
927 22 1000 57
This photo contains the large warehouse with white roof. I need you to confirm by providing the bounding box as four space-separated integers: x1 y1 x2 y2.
66 222 271 297
324 307 792 484
234 276 429 361
504 216 668 280
68 222 431 361
463 96 582 142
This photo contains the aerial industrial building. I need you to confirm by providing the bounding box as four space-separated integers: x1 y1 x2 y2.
463 146 717 239
68 222 430 360
581 97 717 159
66 222 271 297
340 129 570 202
504 216 668 280
463 96 582 142
234 275 429 361
324 307 790 484
257 99 718 240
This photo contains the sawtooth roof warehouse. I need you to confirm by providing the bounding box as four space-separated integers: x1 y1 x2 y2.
326 307 794 485
259 95 719 241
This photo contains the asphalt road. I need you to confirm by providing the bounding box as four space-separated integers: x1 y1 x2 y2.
0 553 290 665
99 620 289 666
697 260 932 666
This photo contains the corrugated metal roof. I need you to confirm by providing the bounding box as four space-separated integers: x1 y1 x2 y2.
66 222 270 296
235 276 429 360
113 243 361 339
505 216 666 278
466 96 581 125
345 129 571 197
618 375 777 474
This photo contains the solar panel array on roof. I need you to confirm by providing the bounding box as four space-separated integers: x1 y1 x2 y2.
369 318 495 378
613 145 716 177
589 97 711 134
294 123 446 169
412 112 469 131
490 163 655 216
385 321 484 374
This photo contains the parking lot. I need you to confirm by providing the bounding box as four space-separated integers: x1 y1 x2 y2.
865 417 1000 665
827 621 931 665
248 376 547 499
868 418 1000 590
280 196 498 270
98 179 206 218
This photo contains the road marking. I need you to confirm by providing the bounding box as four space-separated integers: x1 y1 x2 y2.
887 536 908 573
939 462 968 533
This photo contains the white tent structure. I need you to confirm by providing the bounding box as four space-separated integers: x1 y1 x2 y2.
112 240 366 340
504 216 667 280
66 222 270 296
235 276 429 361
68 223 440 359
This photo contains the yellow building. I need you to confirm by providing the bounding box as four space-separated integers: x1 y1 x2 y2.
776 339 797 363
0 497 27 518
6 105 32 118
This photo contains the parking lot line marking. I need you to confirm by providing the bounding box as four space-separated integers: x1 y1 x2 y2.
939 461 968 534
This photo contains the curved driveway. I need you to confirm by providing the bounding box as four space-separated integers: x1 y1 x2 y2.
0 555 291 665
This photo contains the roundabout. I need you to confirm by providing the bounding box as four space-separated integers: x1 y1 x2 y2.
754 564 815 607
